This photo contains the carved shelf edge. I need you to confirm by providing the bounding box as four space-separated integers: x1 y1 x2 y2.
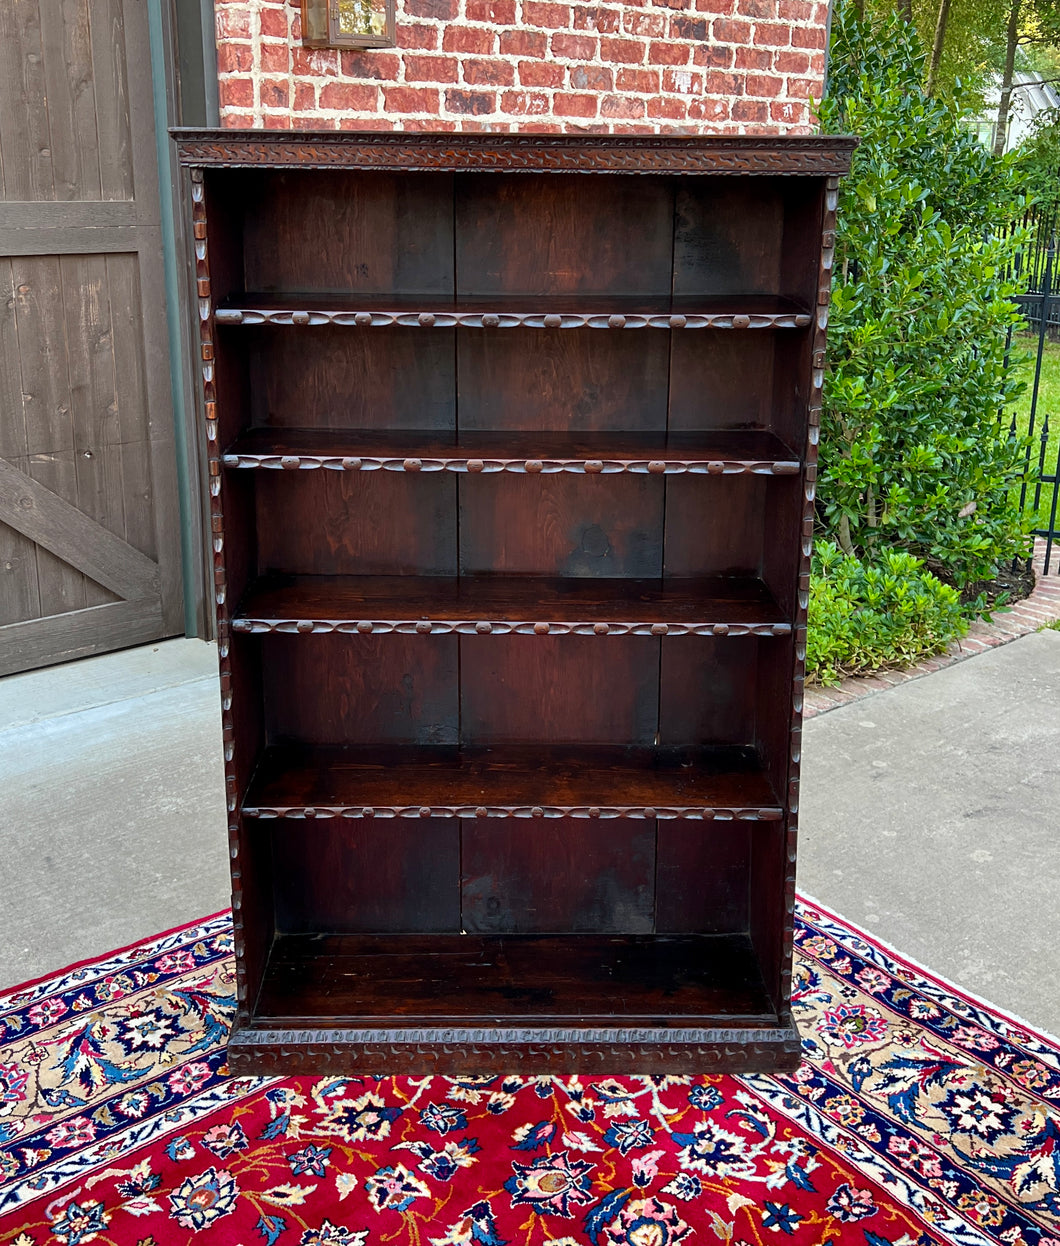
232 618 793 637
227 1022 802 1075
242 804 786 821
174 129 857 177
214 307 812 330
221 454 801 477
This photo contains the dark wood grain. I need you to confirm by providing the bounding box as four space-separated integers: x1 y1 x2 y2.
241 169 454 296
457 327 669 432
460 635 659 745
245 324 455 431
255 470 457 576
262 634 459 746
271 820 461 933
668 331 785 432
223 426 801 474
231 572 790 634
461 819 655 933
656 823 751 933
459 474 663 578
457 174 672 298
242 742 782 819
674 181 784 299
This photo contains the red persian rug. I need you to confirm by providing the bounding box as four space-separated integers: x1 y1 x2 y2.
0 899 1057 1246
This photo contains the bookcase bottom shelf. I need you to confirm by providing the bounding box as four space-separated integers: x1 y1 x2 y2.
229 932 801 1074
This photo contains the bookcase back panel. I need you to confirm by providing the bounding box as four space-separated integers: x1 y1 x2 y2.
459 474 664 577
663 475 768 578
460 635 659 745
461 819 655 933
456 328 670 432
659 637 758 748
263 634 460 746
655 823 751 933
668 332 782 433
674 182 783 298
241 170 456 296
271 821 461 934
256 472 458 576
250 326 457 431
455 174 674 297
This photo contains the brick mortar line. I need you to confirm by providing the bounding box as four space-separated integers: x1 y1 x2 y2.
804 538 1060 720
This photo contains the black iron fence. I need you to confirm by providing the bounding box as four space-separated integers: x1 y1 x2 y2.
1008 224 1060 573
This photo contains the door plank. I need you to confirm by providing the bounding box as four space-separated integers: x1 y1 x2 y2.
39 0 102 202
0 457 158 599
11 256 74 459
87 0 135 203
62 252 124 605
0 520 41 626
0 0 55 201
9 256 89 611
0 596 162 676
27 450 92 615
0 260 29 461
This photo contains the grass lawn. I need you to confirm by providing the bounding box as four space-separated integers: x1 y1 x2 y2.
1010 332 1060 523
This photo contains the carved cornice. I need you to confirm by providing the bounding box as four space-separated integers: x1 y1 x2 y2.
173 129 857 176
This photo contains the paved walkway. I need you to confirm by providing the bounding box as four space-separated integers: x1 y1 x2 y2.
1 589 1058 1034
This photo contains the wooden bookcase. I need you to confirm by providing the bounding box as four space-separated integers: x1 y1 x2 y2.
176 131 854 1075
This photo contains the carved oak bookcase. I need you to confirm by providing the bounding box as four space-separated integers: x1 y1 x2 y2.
175 131 854 1075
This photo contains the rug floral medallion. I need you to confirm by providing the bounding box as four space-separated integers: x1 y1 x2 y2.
0 901 1057 1246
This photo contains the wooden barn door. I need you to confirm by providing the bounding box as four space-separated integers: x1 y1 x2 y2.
0 0 184 676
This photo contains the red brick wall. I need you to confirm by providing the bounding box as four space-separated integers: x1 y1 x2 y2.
214 0 826 133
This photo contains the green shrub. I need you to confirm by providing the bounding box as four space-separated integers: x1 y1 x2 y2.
817 1 1032 592
807 543 968 684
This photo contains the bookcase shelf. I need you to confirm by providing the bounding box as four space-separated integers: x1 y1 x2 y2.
231 573 791 636
241 742 783 820
178 129 853 1076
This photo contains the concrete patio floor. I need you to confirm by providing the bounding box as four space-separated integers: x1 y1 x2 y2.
1 630 1058 1035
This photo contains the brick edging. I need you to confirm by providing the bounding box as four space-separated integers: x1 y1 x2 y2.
804 538 1060 719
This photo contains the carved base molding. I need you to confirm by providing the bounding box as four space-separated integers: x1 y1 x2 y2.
227 1021 803 1075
